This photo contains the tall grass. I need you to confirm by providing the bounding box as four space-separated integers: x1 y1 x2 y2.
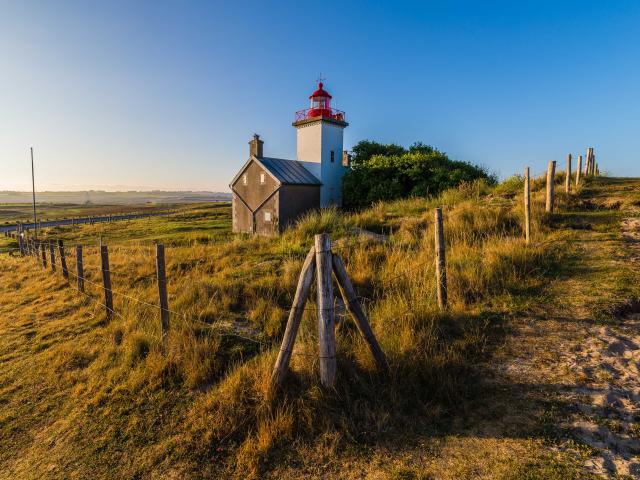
1 177 565 478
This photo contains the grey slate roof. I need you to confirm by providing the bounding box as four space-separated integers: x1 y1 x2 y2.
259 157 321 185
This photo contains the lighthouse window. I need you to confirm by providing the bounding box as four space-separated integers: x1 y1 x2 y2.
260 172 266 184
330 151 335 163
264 211 272 222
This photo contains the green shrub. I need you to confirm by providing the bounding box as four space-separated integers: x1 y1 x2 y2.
343 141 495 209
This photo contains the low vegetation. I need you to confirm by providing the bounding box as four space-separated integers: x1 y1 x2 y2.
0 175 638 478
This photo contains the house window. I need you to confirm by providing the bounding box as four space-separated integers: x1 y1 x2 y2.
242 174 247 185
330 150 335 163
260 172 266 184
264 211 272 222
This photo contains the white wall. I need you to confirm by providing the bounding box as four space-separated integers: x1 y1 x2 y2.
295 120 346 207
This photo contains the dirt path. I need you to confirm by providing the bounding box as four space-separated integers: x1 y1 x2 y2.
498 214 640 478
567 318 640 477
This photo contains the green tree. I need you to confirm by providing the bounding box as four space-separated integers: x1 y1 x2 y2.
343 141 494 208
350 140 406 167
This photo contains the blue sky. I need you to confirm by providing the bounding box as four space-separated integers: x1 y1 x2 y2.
1 0 639 191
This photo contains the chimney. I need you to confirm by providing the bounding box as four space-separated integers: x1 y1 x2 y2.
342 150 351 167
249 134 264 158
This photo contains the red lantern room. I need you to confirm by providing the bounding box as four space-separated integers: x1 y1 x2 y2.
309 82 332 118
294 82 346 123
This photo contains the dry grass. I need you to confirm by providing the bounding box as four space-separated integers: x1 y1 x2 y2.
1 176 634 478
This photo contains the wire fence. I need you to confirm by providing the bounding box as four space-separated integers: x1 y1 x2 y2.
0 161 597 366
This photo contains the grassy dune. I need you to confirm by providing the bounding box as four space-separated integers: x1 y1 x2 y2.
1 176 638 479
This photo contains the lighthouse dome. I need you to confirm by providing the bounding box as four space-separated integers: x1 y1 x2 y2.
309 82 332 99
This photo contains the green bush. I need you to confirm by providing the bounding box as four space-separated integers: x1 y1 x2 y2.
343 141 495 209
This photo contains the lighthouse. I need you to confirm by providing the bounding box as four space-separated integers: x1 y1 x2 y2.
230 81 349 235
293 82 349 207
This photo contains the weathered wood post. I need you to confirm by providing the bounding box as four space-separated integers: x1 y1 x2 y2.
596 162 600 176
41 241 47 268
545 160 556 213
565 153 572 194
49 240 56 272
332 254 389 373
434 208 448 310
315 233 337 388
271 247 316 386
76 245 84 292
576 155 583 186
156 244 170 338
100 243 114 320
586 147 594 175
524 167 531 244
58 239 68 280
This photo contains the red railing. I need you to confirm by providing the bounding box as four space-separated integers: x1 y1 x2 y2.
294 107 346 123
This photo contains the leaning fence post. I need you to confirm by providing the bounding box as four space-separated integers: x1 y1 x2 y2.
271 246 316 387
332 254 389 373
435 208 448 310
524 167 531 244
315 233 337 388
565 153 572 194
545 160 556 213
100 243 114 320
156 244 170 338
576 155 582 186
58 239 68 280
76 245 84 292
49 240 56 272
41 241 47 268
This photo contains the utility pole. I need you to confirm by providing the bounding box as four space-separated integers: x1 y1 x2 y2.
31 147 38 238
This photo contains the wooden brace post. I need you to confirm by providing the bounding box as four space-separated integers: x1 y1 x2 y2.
315 234 337 388
271 247 316 387
332 254 389 374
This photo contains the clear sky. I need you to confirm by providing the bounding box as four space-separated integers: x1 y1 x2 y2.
1 0 639 192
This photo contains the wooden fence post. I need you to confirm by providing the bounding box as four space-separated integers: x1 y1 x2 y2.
545 160 556 213
58 239 68 280
49 240 56 272
41 241 47 268
435 208 448 310
565 153 572 194
586 147 594 175
524 166 531 244
76 245 84 292
100 244 114 320
315 233 337 388
156 244 170 338
332 254 389 373
271 247 316 387
576 155 582 186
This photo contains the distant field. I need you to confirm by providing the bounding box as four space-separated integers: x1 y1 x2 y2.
0 202 232 248
0 190 231 205
0 203 181 226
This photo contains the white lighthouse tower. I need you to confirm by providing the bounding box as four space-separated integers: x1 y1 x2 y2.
293 82 349 207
